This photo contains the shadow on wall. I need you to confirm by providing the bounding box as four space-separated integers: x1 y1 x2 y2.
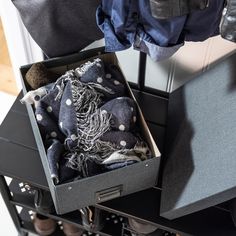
161 87 195 214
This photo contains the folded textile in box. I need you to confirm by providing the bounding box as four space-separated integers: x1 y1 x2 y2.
22 58 151 185
20 49 160 214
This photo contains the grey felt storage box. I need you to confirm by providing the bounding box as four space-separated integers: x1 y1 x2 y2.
160 51 236 220
19 47 161 214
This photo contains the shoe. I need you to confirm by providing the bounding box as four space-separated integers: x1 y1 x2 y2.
80 207 106 232
33 213 57 236
34 189 55 214
128 217 158 234
62 222 84 236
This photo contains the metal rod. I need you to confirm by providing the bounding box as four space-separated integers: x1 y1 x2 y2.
137 52 147 91
129 82 169 99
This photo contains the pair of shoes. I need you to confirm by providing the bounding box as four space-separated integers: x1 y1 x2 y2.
33 213 83 236
33 213 56 236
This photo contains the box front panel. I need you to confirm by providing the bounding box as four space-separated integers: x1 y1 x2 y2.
55 157 160 214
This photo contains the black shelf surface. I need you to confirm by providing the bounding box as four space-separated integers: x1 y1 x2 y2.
16 201 119 236
12 177 236 236
17 202 114 236
98 189 236 236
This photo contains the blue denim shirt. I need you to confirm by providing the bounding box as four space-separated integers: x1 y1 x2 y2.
96 0 224 61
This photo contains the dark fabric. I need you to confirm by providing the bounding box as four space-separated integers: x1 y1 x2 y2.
46 139 65 184
104 160 137 170
149 0 209 19
35 86 65 142
25 63 58 90
184 0 224 42
100 131 138 149
58 157 79 184
12 0 103 57
220 0 236 42
105 64 127 83
102 143 150 166
76 59 127 101
24 58 147 184
96 0 224 61
100 97 137 132
58 82 78 151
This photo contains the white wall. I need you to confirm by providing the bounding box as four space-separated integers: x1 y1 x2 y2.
139 36 236 93
171 36 236 91
0 0 43 92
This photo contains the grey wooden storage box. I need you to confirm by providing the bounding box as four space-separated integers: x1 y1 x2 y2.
19 47 161 214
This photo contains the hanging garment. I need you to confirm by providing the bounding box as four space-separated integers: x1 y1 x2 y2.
220 0 236 43
12 0 103 57
96 0 224 61
149 0 209 19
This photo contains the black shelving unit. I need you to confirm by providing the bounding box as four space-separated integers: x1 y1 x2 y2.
1 52 236 236
1 90 236 236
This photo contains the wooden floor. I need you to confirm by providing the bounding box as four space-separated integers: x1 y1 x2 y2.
0 18 18 95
